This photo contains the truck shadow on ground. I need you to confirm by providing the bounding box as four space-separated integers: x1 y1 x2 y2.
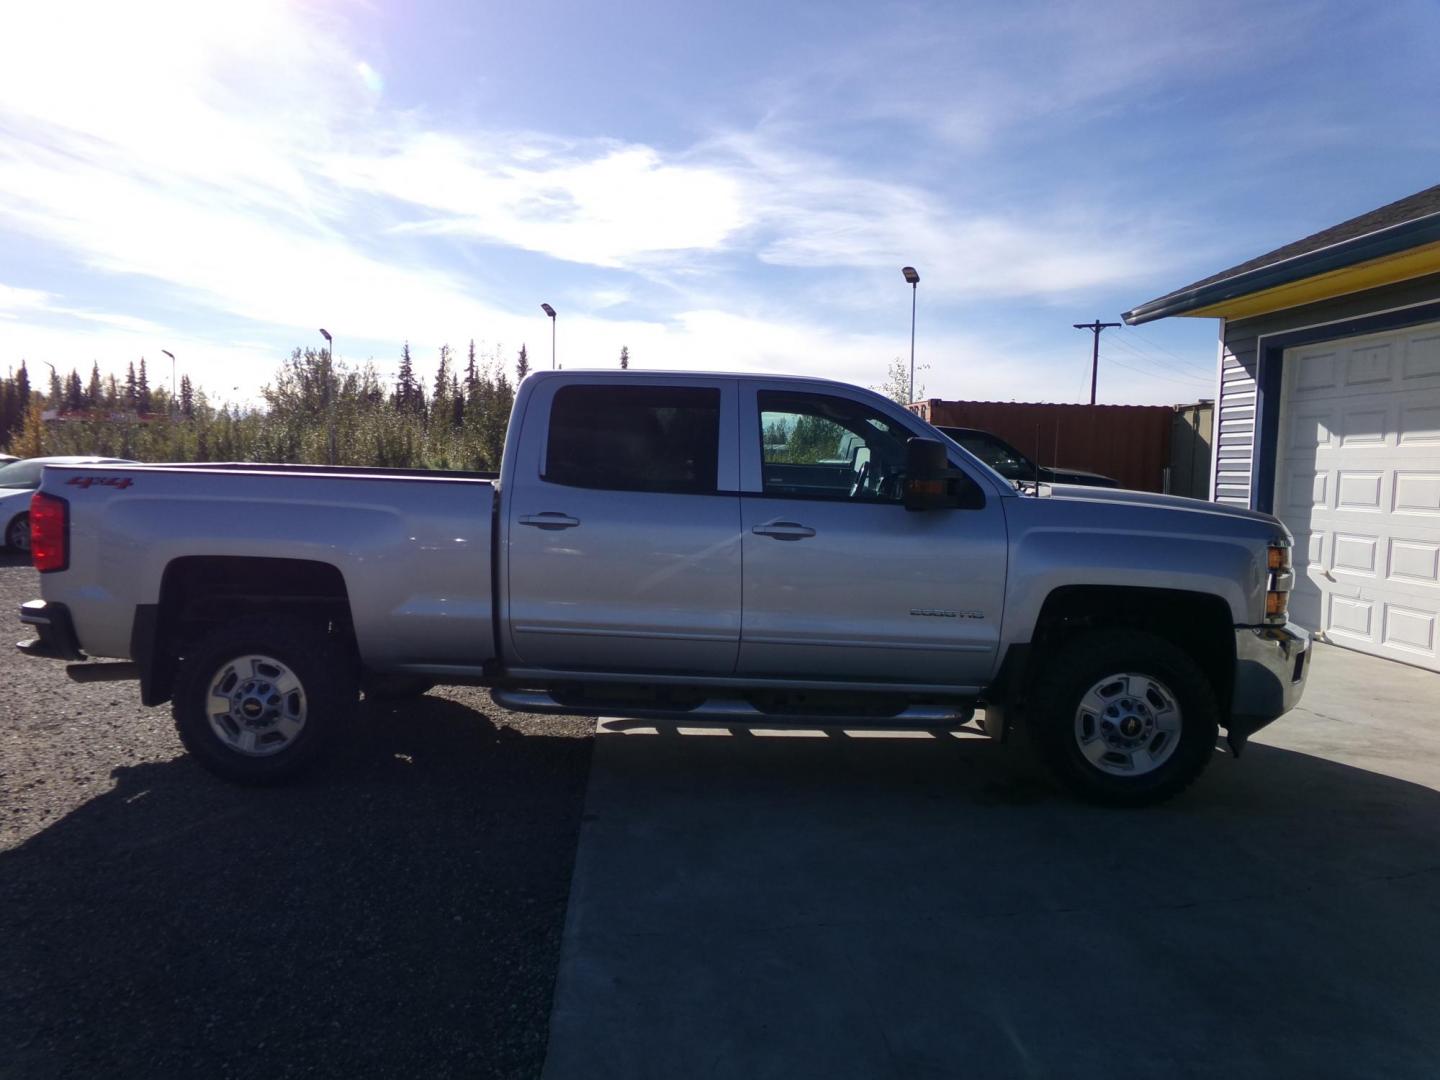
0 550 31 569
549 724 1440 1078
9 701 1440 1079
0 695 593 1080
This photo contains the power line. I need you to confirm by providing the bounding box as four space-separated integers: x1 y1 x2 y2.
1107 334 1207 377
1119 323 1204 367
1101 348 1212 390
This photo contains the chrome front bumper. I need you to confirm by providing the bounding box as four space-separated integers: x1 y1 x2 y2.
1229 622 1310 746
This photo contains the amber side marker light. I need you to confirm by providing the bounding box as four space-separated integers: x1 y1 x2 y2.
30 491 69 573
1265 540 1292 624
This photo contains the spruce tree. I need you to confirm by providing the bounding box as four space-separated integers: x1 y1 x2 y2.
465 339 479 397
620 345 629 369
433 345 451 405
395 341 417 413
125 361 138 408
137 357 152 413
87 362 101 407
515 344 529 384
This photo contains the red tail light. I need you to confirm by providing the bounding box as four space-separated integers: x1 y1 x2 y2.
30 492 69 573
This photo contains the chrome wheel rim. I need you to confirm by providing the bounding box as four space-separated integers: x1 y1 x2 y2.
8 515 28 552
206 654 307 757
1073 672 1182 777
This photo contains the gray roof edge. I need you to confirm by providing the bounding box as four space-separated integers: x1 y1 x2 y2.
1123 211 1440 325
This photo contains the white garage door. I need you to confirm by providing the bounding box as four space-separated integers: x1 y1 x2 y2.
1275 321 1440 671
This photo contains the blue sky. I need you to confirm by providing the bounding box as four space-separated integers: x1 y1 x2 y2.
1 0 1437 405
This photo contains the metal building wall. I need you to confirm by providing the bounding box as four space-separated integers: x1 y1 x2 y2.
912 400 1173 493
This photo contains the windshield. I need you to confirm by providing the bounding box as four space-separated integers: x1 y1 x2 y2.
949 432 1036 482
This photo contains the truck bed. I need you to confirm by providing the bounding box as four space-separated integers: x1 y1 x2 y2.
36 461 498 674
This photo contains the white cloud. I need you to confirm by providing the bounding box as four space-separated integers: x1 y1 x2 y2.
0 0 1221 408
353 137 749 268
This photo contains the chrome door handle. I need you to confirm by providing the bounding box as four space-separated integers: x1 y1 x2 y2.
752 521 816 541
519 512 581 530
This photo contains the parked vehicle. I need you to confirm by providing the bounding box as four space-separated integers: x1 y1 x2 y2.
937 426 1119 488
0 453 19 465
1 455 136 552
17 371 1308 805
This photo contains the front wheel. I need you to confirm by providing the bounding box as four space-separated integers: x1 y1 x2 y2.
5 512 29 553
172 616 357 785
1028 629 1219 807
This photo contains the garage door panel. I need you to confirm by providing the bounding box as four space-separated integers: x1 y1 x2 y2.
1405 332 1440 381
1399 403 1440 445
1388 538 1440 585
1276 322 1440 672
1332 533 1378 577
1337 406 1388 446
1328 592 1375 641
1393 472 1440 515
1335 470 1383 511
1345 342 1395 386
1382 603 1436 659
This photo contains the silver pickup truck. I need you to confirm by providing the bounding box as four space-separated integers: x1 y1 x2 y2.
17 370 1309 805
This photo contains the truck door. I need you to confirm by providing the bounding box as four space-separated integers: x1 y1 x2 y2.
504 378 743 675
737 382 1008 686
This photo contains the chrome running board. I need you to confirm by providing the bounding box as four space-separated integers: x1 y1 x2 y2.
490 688 975 729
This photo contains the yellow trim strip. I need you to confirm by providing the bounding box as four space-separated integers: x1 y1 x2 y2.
1185 239 1440 320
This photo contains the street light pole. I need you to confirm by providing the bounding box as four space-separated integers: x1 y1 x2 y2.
901 267 920 403
541 303 556 369
318 328 336 465
161 349 175 414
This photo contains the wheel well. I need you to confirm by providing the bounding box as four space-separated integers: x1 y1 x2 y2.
1020 586 1235 711
141 556 355 706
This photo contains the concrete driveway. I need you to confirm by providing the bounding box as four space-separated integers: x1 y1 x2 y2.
543 643 1440 1079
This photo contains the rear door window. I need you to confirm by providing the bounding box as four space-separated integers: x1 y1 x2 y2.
545 385 721 495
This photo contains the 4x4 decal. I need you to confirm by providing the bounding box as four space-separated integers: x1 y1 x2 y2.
65 476 133 490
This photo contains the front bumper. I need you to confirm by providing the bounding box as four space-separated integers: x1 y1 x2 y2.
1228 622 1310 747
17 599 85 661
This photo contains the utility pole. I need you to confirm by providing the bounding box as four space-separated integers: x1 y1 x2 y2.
1073 320 1121 405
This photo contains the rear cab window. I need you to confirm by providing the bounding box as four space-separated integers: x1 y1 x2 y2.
545 384 721 495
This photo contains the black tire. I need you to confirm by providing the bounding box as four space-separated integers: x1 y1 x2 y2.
362 675 436 702
1028 628 1219 807
172 616 357 786
5 512 28 553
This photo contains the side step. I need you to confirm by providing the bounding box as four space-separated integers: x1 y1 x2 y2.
490 688 975 729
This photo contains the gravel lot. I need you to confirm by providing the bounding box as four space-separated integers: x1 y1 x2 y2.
0 555 594 1079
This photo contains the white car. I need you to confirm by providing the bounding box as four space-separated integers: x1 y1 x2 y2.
1 456 136 551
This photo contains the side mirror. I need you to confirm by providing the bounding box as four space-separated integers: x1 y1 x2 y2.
903 437 953 511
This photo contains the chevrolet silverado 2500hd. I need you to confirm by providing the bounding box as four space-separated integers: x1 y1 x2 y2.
17 371 1309 805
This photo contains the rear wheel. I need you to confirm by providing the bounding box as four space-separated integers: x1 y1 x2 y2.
1028 629 1219 807
5 512 29 553
173 616 357 785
